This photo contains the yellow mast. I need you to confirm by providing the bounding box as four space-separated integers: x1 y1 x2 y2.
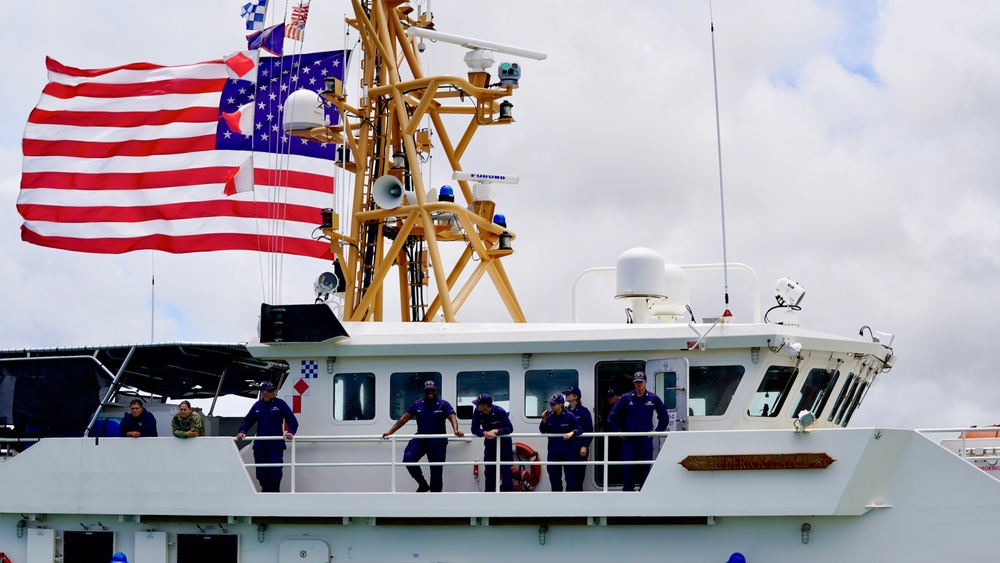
296 0 534 323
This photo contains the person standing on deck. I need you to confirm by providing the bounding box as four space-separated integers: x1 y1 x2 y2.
382 380 464 492
119 399 157 438
236 382 298 493
470 393 514 491
607 371 669 491
539 393 581 491
563 386 594 491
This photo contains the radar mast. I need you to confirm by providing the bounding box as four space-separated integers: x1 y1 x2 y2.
292 0 542 322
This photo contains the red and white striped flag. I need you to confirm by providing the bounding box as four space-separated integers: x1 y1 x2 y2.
285 1 310 42
19 54 343 258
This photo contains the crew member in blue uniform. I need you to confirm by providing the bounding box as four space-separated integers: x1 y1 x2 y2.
607 371 670 491
382 380 464 492
236 381 298 492
539 393 581 491
119 399 158 438
470 393 514 491
563 386 594 491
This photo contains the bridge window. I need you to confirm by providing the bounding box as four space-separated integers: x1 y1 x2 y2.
389 372 442 420
456 371 510 419
334 373 375 421
790 368 839 419
689 365 745 416
748 366 797 417
525 369 578 417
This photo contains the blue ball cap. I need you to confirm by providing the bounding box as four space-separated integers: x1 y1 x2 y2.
563 386 581 398
472 393 493 406
111 552 129 563
633 371 647 382
423 380 438 390
605 387 620 398
548 393 565 405
260 381 276 391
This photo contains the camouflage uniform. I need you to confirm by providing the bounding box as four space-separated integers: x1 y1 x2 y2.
171 410 206 438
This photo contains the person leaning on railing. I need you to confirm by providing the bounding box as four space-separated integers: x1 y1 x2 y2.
171 400 205 438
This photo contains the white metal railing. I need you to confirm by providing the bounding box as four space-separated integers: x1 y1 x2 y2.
918 427 1000 463
236 431 670 493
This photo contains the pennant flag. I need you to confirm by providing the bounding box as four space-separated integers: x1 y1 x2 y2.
241 0 268 31
223 50 259 82
222 100 255 135
247 23 284 56
19 50 350 258
224 157 255 196
286 2 310 42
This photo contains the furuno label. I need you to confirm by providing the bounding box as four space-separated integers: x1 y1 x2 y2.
679 453 835 471
469 173 506 180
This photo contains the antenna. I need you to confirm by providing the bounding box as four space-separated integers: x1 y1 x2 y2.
709 2 732 319
405 27 547 60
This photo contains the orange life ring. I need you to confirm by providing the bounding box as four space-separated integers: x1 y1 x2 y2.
511 441 541 491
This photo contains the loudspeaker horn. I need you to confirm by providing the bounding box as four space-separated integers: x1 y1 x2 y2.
372 175 404 209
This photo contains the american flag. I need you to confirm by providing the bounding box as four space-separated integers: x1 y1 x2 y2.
19 51 349 258
286 2 310 42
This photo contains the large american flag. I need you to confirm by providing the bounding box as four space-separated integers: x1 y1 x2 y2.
19 50 348 258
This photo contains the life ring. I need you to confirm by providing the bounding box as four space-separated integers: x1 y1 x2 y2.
0 551 12 563
511 441 541 491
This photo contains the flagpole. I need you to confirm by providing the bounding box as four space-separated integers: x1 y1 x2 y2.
150 250 155 342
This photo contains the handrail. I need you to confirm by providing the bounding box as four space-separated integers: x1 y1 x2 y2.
235 431 669 493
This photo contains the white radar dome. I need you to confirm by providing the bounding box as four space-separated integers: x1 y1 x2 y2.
283 89 326 131
615 247 667 300
651 263 691 321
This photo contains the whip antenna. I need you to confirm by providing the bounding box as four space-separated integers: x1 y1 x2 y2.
709 2 732 318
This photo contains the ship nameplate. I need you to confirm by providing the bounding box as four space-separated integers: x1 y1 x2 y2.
679 453 835 471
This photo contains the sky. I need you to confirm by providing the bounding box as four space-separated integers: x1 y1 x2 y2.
2 1 999 429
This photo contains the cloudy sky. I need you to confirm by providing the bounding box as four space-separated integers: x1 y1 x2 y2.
2 1 998 429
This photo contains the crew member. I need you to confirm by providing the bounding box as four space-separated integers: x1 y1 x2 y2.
236 382 298 493
119 399 158 438
607 371 669 491
382 380 464 492
470 393 514 492
563 385 594 491
171 400 205 438
539 393 581 492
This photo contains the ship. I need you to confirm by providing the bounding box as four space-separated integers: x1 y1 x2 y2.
2 2 998 563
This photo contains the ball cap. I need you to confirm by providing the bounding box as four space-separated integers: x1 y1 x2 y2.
548 393 565 405
605 387 620 398
472 393 493 406
632 371 647 382
423 380 438 390
562 386 581 398
260 381 276 391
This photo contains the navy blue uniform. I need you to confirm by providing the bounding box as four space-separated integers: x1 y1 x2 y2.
607 390 669 491
402 397 456 492
471 405 514 492
119 410 157 437
238 397 298 492
539 410 580 491
566 403 593 491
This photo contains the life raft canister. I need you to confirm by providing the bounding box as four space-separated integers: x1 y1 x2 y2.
511 441 541 491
